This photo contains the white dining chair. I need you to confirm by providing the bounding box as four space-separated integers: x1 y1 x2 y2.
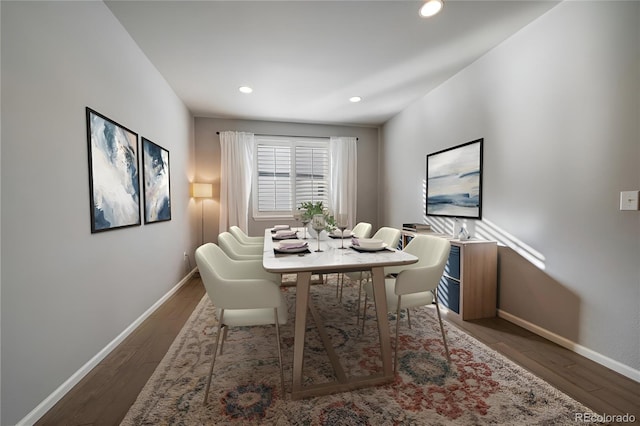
195 243 288 404
345 226 402 316
218 231 263 260
361 234 451 371
351 222 372 239
229 225 264 245
330 221 372 299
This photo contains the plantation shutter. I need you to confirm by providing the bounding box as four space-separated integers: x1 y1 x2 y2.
295 145 329 207
256 143 292 212
252 136 330 218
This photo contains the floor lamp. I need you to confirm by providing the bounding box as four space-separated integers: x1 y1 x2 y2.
191 182 213 247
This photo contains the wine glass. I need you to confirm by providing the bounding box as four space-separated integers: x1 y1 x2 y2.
301 215 310 239
336 213 349 249
293 208 303 236
311 214 325 252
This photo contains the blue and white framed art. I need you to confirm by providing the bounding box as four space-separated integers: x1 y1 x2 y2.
142 137 171 224
426 138 483 219
86 107 141 233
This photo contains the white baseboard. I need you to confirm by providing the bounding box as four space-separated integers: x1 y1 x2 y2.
16 268 198 426
498 309 640 383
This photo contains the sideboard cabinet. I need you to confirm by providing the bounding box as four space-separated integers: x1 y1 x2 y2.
400 230 497 321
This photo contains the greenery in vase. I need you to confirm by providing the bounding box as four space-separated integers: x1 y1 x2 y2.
299 201 336 232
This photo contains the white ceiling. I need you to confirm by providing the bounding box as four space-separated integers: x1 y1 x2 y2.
106 1 559 127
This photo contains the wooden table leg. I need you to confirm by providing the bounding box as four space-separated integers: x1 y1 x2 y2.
370 266 393 377
290 267 395 400
292 271 312 395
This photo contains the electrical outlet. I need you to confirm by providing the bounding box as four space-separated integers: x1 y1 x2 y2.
620 190 639 211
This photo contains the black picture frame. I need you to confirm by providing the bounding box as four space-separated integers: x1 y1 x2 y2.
86 107 141 233
426 138 483 219
142 137 171 224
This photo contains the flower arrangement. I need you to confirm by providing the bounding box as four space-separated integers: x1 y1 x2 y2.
298 201 336 232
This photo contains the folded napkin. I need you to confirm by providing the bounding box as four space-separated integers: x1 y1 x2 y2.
351 236 359 246
275 229 297 237
278 239 308 249
273 224 290 230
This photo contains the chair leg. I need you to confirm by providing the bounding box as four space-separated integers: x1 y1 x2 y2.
407 308 412 330
274 308 285 396
219 325 229 355
361 292 368 334
204 309 225 405
355 272 363 324
434 291 451 363
394 296 402 373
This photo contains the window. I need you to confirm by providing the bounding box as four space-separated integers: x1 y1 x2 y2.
253 136 329 218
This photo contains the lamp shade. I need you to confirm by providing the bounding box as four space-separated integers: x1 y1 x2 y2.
191 182 213 198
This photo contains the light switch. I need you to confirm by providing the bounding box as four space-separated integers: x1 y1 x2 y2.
619 190 639 210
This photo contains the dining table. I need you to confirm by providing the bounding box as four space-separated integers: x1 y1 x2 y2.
262 227 418 400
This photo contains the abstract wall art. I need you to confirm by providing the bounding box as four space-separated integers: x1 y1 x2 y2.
426 138 483 219
142 137 171 224
86 107 141 233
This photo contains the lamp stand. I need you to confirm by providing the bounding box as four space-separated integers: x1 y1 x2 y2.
201 199 205 246
194 199 205 279
191 182 213 280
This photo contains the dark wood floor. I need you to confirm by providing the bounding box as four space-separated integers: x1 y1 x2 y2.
37 276 639 425
450 315 640 425
36 276 207 426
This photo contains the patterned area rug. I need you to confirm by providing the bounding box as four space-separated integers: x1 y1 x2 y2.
121 275 596 425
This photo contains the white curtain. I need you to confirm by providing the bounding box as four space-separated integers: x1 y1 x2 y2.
329 136 358 226
219 131 254 233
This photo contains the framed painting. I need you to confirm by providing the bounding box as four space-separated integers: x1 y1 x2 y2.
86 107 141 233
426 138 483 219
142 137 171 224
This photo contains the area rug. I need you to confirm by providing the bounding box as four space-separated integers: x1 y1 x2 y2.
121 275 597 425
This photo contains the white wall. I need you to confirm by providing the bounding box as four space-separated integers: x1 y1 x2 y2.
1 2 197 424
194 117 380 240
380 1 639 379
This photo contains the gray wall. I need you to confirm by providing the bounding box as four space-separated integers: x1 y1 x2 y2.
380 1 639 378
1 2 198 424
2 1 638 424
194 117 380 240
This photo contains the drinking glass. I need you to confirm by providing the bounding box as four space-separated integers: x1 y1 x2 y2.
311 214 325 252
301 217 310 239
293 208 303 235
336 213 349 249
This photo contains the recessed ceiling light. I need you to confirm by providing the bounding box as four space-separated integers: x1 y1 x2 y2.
419 0 443 18
239 86 253 94
349 96 362 103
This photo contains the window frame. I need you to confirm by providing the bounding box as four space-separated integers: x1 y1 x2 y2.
252 135 330 220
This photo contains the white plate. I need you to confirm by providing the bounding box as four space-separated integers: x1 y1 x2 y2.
354 243 388 252
358 238 384 249
331 232 354 239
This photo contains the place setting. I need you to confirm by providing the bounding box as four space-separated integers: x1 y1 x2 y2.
273 239 310 256
350 237 392 253
271 226 298 241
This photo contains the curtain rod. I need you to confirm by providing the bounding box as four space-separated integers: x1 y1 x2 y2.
216 131 358 141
